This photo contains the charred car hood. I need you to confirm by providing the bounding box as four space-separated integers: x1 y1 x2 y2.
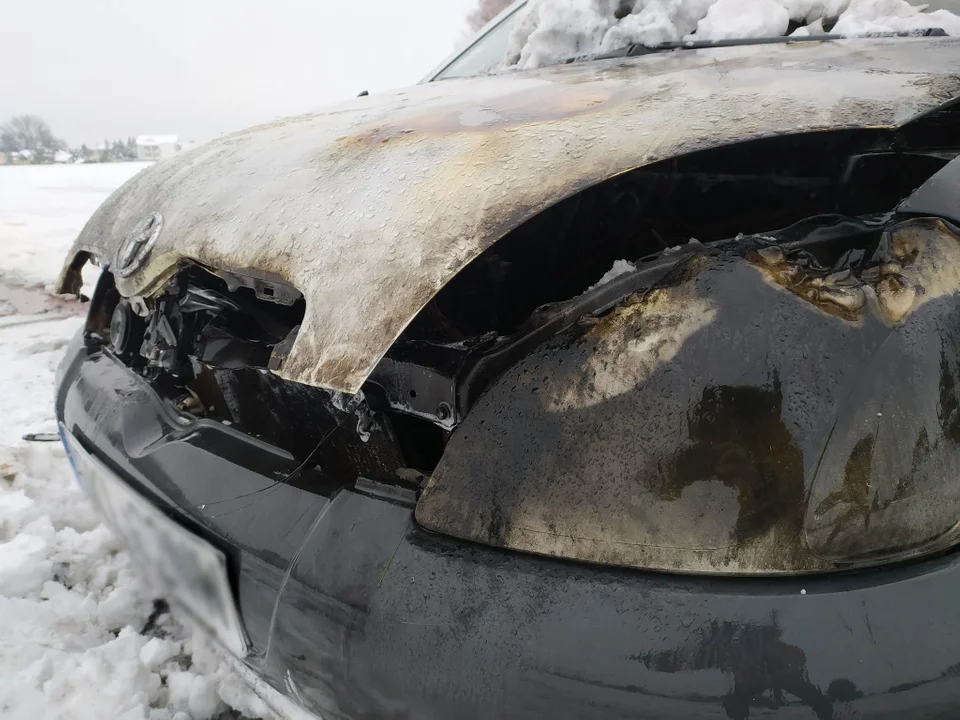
58 37 960 393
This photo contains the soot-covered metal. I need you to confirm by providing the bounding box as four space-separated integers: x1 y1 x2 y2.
85 116 960 576
55 39 960 394
417 215 960 574
85 265 418 489
417 137 960 575
52 33 960 720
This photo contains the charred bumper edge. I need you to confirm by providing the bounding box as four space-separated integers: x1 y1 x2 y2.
55 331 960 720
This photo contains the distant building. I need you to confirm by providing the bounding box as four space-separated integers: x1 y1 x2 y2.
54 150 72 163
0 150 32 165
136 135 180 161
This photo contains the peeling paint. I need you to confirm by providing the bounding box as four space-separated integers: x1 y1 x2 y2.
750 219 960 325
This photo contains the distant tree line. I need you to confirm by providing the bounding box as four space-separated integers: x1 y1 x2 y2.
81 138 140 163
0 115 65 162
0 114 140 164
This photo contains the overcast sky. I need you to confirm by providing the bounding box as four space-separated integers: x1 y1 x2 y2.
0 0 475 147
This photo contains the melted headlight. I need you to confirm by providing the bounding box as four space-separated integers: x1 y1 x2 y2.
417 216 960 575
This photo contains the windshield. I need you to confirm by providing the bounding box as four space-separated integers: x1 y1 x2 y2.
436 0 960 79
434 4 527 80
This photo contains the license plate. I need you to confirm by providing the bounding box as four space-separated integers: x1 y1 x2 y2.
60 426 249 657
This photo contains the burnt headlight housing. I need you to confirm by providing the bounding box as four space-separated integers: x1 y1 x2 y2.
109 300 146 358
417 216 960 575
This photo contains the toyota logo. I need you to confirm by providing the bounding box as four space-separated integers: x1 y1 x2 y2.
114 213 163 278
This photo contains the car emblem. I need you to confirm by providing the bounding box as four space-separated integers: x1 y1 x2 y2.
115 212 163 278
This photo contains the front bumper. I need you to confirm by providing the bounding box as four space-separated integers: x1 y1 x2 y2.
60 425 249 657
57 332 960 720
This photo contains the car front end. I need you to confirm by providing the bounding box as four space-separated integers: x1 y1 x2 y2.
56 36 960 719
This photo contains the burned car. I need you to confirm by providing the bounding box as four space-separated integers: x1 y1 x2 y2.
54 4 960 718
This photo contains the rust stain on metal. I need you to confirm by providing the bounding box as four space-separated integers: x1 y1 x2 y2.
340 84 620 149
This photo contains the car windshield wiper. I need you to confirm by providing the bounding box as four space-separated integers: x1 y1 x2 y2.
567 27 948 64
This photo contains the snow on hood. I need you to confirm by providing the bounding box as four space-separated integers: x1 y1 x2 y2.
504 0 960 69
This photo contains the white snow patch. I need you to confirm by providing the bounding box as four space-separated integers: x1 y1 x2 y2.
832 0 960 33
791 16 826 33
600 0 718 50
588 259 637 290
0 437 275 720
0 317 83 446
502 0 960 70
695 0 790 39
0 165 278 720
139 637 182 671
506 0 619 69
0 163 150 294
778 0 852 22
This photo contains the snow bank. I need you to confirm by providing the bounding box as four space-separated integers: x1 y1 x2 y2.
0 164 280 720
832 0 960 33
599 0 718 49
696 0 789 39
503 0 960 69
0 318 275 720
0 317 81 447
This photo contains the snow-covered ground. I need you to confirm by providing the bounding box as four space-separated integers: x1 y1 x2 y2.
0 164 279 720
0 163 150 292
